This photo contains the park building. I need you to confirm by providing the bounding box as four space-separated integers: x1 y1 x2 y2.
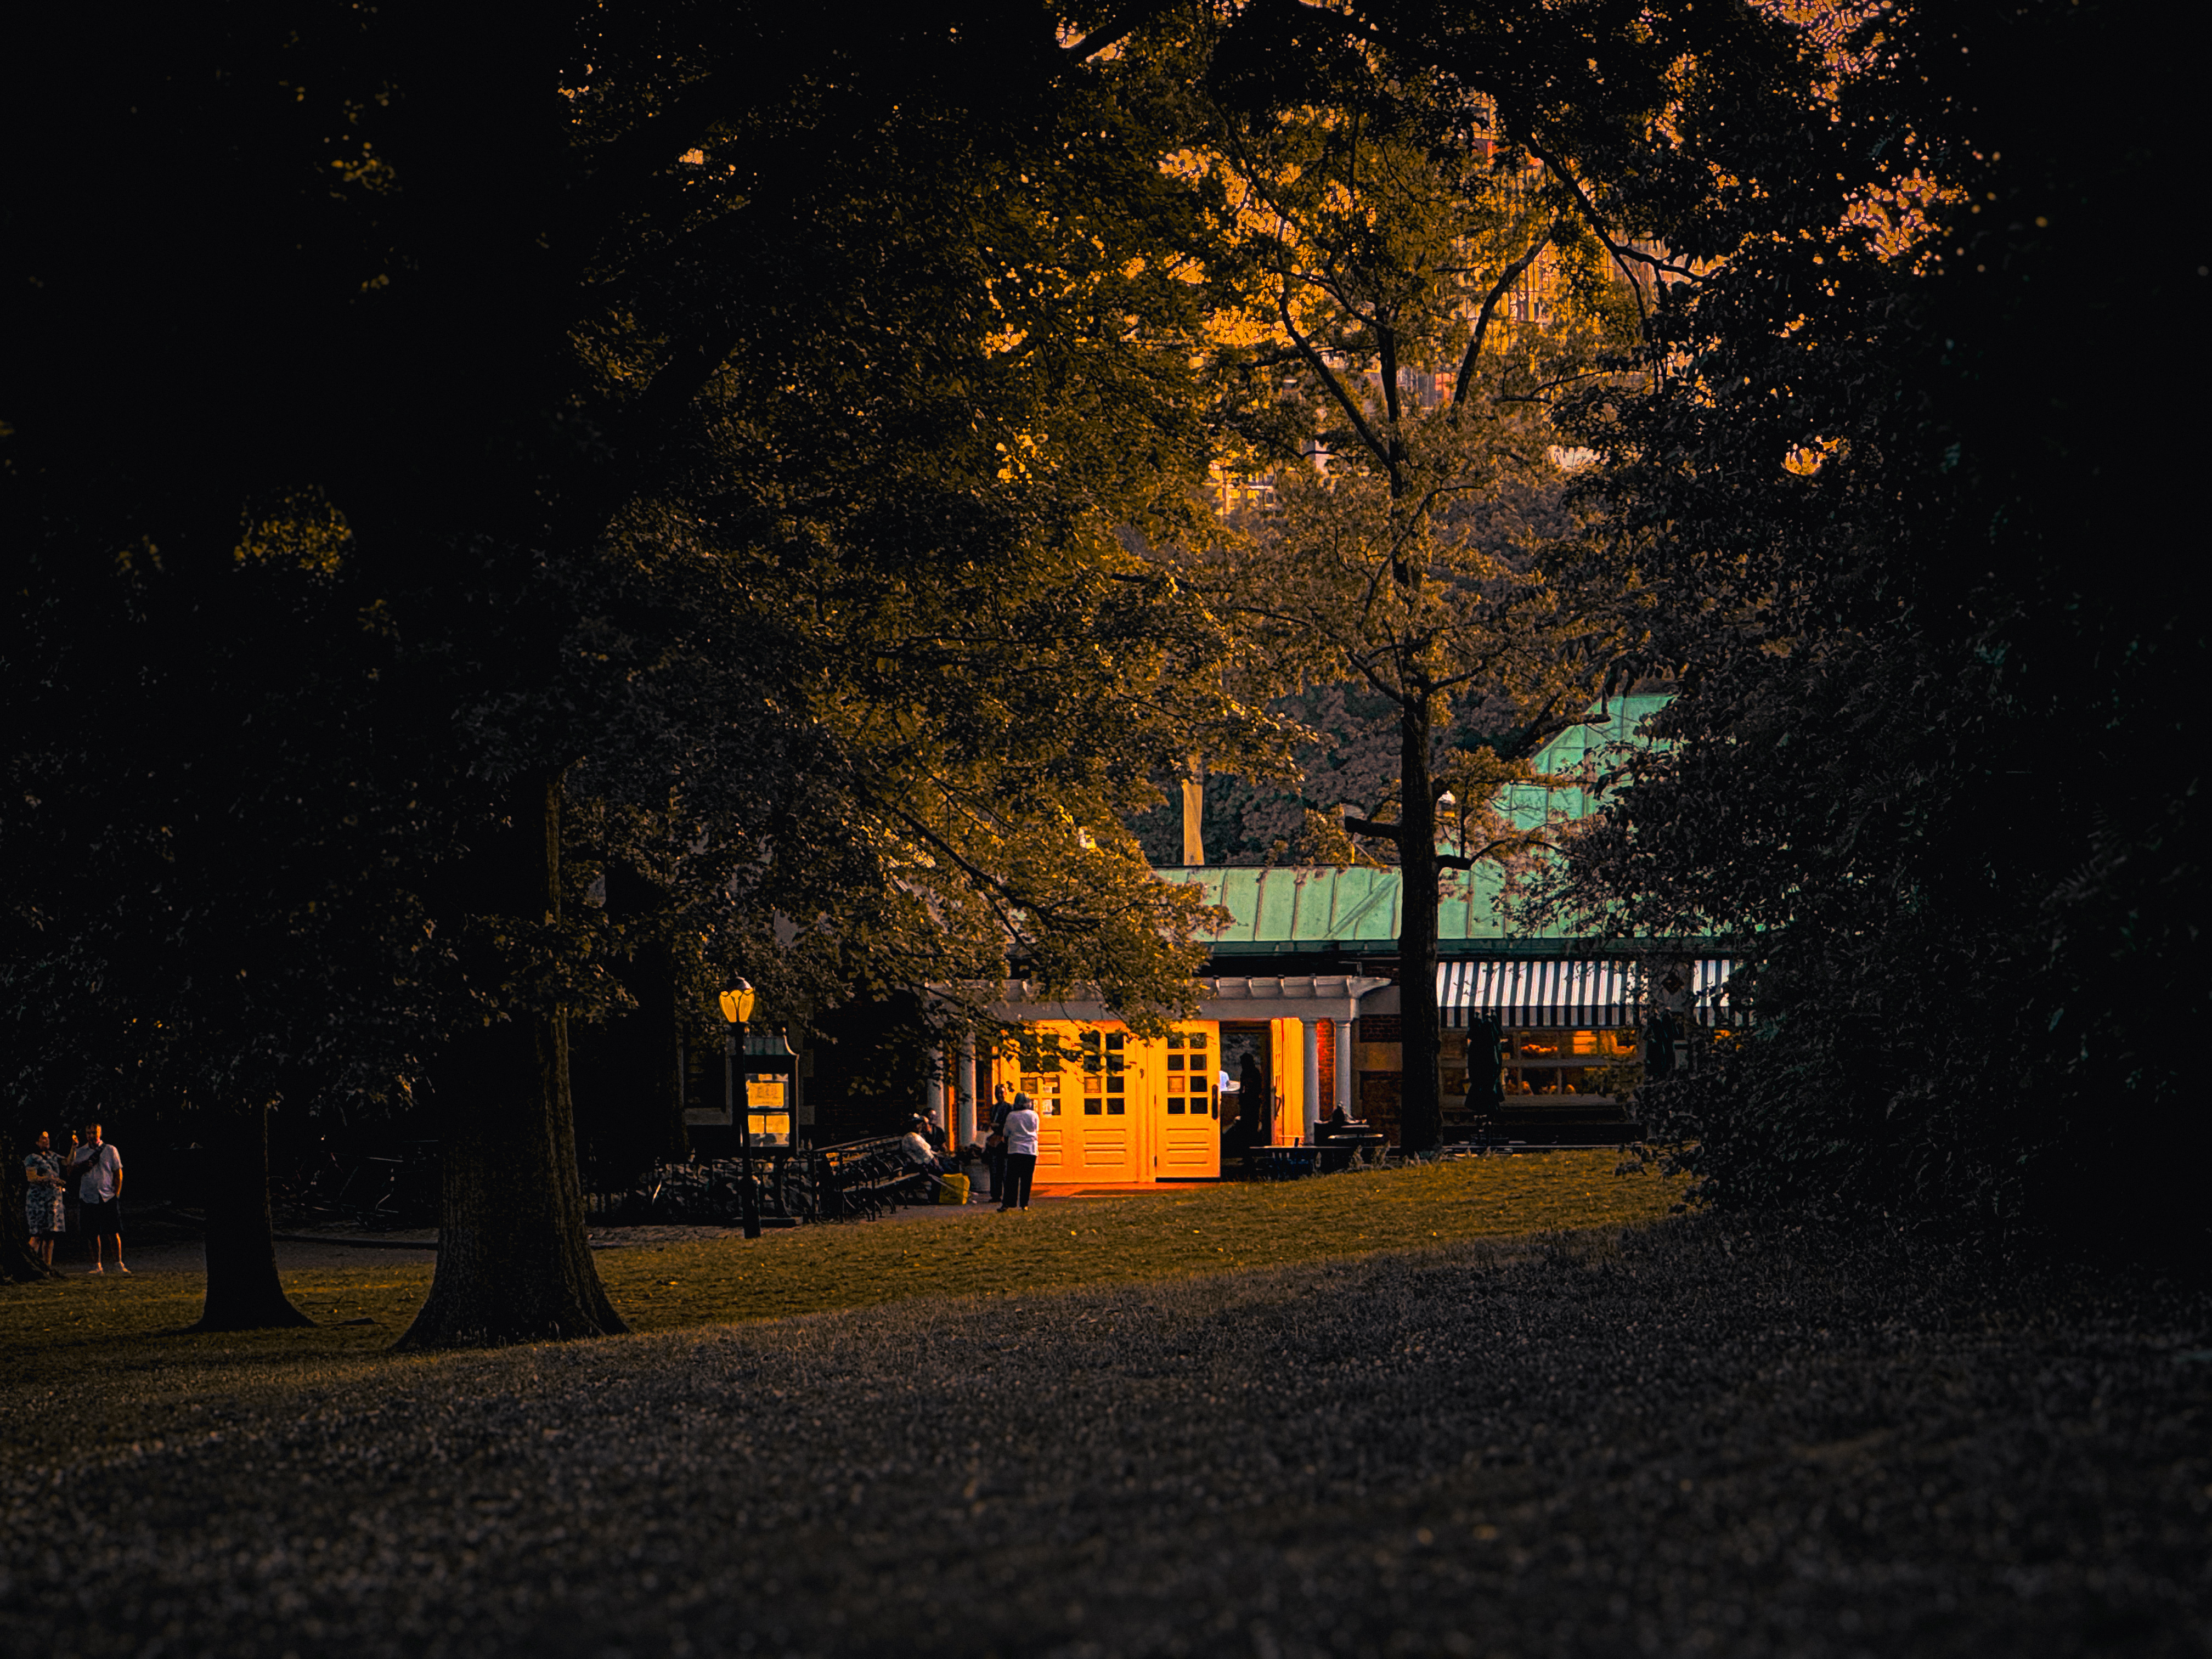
927 693 1743 1180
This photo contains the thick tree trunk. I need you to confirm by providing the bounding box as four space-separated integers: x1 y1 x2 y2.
661 934 692 1160
194 1099 311 1330
597 855 688 1166
1398 696 1443 1153
569 931 687 1172
395 770 627 1350
0 1235 55 1282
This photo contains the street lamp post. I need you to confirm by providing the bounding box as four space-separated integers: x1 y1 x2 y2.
720 980 761 1240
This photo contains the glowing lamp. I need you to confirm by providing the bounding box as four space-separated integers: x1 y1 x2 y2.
719 980 756 1025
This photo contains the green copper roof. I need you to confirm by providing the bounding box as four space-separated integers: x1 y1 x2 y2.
1496 690 1674 832
1158 692 1675 949
1159 863 1561 946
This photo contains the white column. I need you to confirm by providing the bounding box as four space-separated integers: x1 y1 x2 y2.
956 1036 978 1148
1334 1016 1353 1117
1302 1017 1321 1141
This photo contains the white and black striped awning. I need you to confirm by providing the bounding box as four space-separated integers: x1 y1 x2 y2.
1436 958 1741 1029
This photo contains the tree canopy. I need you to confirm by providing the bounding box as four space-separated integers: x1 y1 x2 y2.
1542 0 2202 1249
3 4 1295 1324
5 0 2180 1318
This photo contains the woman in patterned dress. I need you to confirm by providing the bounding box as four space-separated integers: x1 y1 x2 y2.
22 1129 67 1266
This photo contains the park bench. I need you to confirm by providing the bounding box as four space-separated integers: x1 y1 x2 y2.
809 1137 941 1219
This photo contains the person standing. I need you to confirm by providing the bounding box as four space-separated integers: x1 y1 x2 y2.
998 1092 1039 1212
1238 1053 1267 1145
22 1130 67 1268
984 1082 1013 1200
69 1122 126 1274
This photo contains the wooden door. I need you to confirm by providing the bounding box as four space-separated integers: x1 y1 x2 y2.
1068 1026 1141 1182
1154 1022 1221 1178
1021 1021 1141 1184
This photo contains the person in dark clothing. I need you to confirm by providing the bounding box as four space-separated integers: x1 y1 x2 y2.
1644 1010 1682 1080
1237 1054 1266 1142
984 1083 1012 1198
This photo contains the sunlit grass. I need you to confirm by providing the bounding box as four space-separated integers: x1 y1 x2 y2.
604 1150 1673 1332
1 1152 1674 1455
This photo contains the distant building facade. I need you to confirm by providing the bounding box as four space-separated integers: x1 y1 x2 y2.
971 696 1742 1167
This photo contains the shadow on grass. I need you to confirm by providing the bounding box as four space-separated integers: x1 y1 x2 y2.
3 1151 1677 1456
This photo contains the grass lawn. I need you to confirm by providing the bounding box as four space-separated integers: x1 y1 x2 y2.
6 1198 2203 1659
7 1156 2204 1658
2 1151 1668 1452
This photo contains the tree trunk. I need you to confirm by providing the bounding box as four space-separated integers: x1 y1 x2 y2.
664 936 693 1159
194 1099 311 1330
1181 754 1206 865
1398 695 1443 1152
395 770 627 1350
602 854 689 1166
629 928 689 1163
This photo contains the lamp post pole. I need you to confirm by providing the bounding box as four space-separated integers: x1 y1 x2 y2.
734 1017 760 1239
720 980 763 1240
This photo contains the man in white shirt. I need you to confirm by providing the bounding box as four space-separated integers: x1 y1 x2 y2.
70 1121 126 1274
998 1093 1040 1212
900 1118 947 1171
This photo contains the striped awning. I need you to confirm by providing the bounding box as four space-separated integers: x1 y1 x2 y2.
1437 958 1741 1029
1686 958 1738 1025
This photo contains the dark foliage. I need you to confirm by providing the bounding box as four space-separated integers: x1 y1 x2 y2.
1551 2 2204 1250
3 3 1288 1340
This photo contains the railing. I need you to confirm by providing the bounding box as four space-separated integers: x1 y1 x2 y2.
268 1139 441 1231
586 1137 934 1228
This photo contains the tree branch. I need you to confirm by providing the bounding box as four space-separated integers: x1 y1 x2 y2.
1452 226 1553 407
1518 137 1649 328
1609 241 1700 281
1277 290 1391 475
1342 814 1402 844
1060 4 1155 64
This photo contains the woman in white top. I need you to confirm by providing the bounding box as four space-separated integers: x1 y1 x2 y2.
998 1093 1040 1211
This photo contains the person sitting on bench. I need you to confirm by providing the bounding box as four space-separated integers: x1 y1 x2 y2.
896 1117 954 1202
901 1116 953 1173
